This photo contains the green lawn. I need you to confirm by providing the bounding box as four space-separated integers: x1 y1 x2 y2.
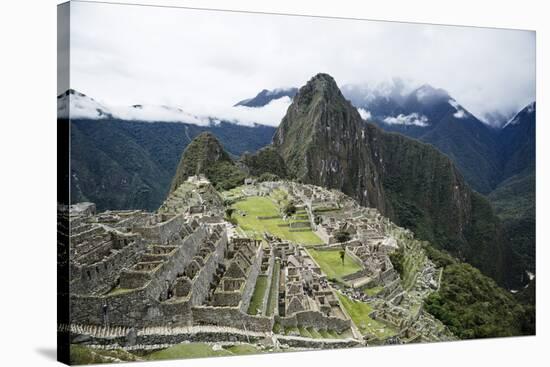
231 196 323 245
146 343 233 360
336 293 397 339
247 275 268 315
362 286 384 297
224 344 264 355
70 345 142 364
105 287 134 296
307 249 362 281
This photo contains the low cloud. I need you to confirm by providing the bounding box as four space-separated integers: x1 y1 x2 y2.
357 108 372 120
203 96 292 127
383 113 429 127
449 99 468 119
61 90 291 127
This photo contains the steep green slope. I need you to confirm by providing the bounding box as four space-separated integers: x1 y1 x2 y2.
240 145 288 179
489 171 535 276
273 73 515 287
70 119 274 211
419 114 501 194
488 103 536 278
170 132 246 193
374 129 509 282
423 245 534 338
71 120 168 211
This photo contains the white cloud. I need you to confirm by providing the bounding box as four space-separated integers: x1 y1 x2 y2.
453 110 466 119
58 89 290 126
68 2 535 126
448 99 468 119
357 108 372 120
383 113 429 127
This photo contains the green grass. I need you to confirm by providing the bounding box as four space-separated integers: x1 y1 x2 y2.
105 287 134 296
298 326 313 338
284 326 300 336
224 344 264 355
247 275 268 315
231 196 322 245
70 345 142 364
266 260 281 316
306 327 323 339
307 249 362 281
145 343 232 360
271 188 290 208
336 293 397 339
362 286 383 297
318 329 333 338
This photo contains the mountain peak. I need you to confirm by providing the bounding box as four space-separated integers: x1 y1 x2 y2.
503 101 536 129
234 87 298 107
169 132 244 193
273 73 377 198
291 73 349 110
57 88 112 119
411 84 450 103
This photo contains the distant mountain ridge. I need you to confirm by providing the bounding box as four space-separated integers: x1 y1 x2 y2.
234 88 298 107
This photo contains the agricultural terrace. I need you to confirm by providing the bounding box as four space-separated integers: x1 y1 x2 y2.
229 195 323 246
336 293 397 339
307 249 363 282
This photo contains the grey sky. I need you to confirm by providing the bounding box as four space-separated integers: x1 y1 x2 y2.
65 1 536 126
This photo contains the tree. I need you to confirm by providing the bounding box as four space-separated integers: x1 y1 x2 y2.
284 202 297 217
334 229 351 244
225 207 235 219
339 250 345 265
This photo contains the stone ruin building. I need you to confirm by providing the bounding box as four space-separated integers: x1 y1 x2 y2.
63 176 453 352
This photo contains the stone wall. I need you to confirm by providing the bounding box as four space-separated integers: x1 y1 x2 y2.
276 310 351 333
261 250 276 315
238 246 264 313
65 324 268 348
277 335 362 349
189 229 227 306
342 269 370 282
192 306 273 332
71 238 147 295
142 225 208 301
70 224 212 327
133 214 186 244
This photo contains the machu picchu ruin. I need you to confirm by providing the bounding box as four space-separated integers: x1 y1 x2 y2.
62 175 456 362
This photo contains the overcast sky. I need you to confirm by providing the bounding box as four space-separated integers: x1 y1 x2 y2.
65 1 536 126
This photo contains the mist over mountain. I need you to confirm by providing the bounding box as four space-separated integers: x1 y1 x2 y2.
58 88 290 127
234 88 298 108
